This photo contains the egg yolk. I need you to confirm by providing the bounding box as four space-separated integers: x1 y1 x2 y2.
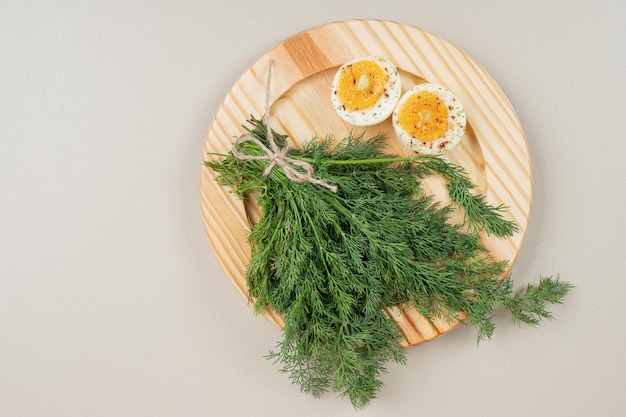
397 91 449 142
336 60 387 111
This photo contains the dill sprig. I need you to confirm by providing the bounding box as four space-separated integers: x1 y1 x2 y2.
205 117 572 409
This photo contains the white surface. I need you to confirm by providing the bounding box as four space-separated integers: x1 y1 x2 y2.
1 1 625 416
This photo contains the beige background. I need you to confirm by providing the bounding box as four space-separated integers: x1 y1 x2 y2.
1 1 625 416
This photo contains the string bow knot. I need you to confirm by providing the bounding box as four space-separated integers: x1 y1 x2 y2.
230 60 337 193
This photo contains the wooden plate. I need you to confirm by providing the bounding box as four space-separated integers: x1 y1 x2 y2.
200 20 531 347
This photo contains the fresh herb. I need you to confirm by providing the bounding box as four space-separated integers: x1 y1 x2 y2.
205 116 572 409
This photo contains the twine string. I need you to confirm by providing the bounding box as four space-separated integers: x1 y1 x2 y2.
230 60 338 193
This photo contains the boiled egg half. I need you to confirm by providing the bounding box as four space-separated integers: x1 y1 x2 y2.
392 83 466 154
331 56 401 126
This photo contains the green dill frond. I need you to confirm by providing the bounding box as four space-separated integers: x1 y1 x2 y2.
495 275 574 326
416 155 519 237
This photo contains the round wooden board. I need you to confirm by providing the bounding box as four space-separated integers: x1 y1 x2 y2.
200 20 532 347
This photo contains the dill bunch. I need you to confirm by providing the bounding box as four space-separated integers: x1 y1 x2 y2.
205 117 572 409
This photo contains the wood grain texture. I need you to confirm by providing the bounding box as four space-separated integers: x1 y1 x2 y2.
200 20 532 347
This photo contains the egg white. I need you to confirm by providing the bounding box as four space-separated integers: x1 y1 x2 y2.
392 83 466 154
330 56 402 126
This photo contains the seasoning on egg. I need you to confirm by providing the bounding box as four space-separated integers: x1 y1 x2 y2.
392 83 466 154
331 56 402 126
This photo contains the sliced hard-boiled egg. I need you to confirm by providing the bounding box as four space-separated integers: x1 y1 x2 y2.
331 56 401 126
392 83 466 154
